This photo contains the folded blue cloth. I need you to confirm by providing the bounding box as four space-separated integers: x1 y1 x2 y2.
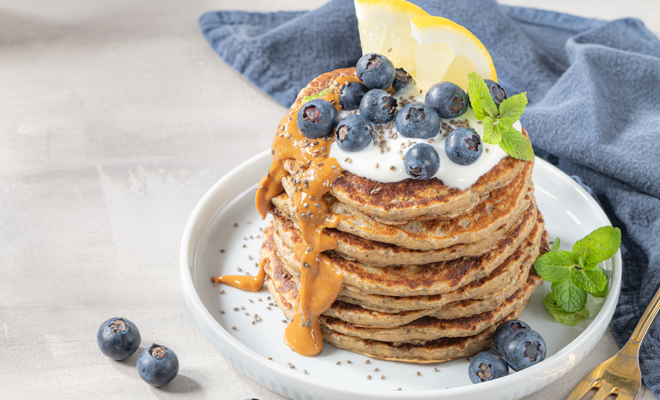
200 1 660 396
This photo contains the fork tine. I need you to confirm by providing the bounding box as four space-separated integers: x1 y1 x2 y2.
590 385 618 400
612 389 637 400
565 379 601 400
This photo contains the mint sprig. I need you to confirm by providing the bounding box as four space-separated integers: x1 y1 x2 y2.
544 293 590 326
301 89 327 104
534 226 621 325
467 73 534 161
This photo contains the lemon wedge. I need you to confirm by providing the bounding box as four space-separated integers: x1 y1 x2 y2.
410 16 497 92
354 0 428 76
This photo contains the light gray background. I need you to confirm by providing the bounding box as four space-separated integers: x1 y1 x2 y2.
1 0 658 398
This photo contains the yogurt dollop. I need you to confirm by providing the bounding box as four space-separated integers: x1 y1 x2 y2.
329 86 519 190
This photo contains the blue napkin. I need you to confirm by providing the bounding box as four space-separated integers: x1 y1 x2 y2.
200 1 660 396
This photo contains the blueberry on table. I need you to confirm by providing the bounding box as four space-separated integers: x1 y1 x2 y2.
297 98 338 139
393 68 413 93
425 81 468 118
494 319 531 354
336 114 374 152
339 82 368 111
468 351 509 384
356 53 395 90
395 102 441 139
137 344 179 387
501 329 547 371
404 143 440 180
445 127 483 165
359 89 398 124
97 317 141 361
484 79 507 107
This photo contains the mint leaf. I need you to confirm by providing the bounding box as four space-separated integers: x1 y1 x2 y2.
552 279 588 313
533 250 574 283
551 237 561 252
482 116 496 143
499 124 534 161
488 123 503 145
572 267 607 293
301 89 328 104
592 268 609 298
572 226 621 265
498 92 527 122
467 72 498 119
544 293 589 326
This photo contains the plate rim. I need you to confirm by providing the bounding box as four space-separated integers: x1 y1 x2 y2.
180 150 622 399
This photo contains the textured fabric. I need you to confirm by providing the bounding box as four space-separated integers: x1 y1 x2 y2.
200 1 660 396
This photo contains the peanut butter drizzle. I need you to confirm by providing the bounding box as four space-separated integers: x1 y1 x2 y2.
255 75 362 356
211 259 267 292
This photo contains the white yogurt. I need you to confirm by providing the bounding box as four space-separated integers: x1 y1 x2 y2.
329 86 520 190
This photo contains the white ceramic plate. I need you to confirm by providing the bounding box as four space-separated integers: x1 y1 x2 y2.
180 151 621 400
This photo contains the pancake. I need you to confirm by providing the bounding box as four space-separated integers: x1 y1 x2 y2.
271 208 544 296
272 200 536 267
265 270 520 363
263 232 544 328
262 222 548 318
286 66 529 226
326 256 533 327
274 160 534 251
320 317 510 363
320 272 542 344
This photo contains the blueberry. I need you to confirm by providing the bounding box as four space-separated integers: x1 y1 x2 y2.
395 103 441 139
445 127 483 165
97 317 141 361
297 98 338 139
404 143 440 180
494 319 531 354
359 89 398 124
336 114 374 152
137 344 179 387
484 79 507 107
393 68 414 92
425 81 468 118
339 82 368 111
501 329 547 371
356 53 395 90
468 351 509 384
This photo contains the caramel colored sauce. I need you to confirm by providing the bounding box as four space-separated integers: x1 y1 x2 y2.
211 259 267 292
253 74 362 356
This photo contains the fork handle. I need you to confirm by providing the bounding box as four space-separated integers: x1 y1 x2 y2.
630 284 660 344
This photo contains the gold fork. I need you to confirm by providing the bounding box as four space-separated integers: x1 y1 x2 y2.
566 285 660 400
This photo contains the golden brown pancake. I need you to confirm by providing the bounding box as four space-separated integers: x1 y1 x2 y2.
275 161 534 251
270 209 544 296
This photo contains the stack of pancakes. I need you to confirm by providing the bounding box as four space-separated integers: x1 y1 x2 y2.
259 74 549 364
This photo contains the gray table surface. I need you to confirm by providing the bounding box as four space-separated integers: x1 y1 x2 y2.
1 0 658 399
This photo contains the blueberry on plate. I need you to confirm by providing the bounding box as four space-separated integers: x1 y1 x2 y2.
445 127 483 165
359 89 398 124
484 79 507 107
501 329 547 371
297 98 339 139
339 82 369 111
395 102 440 139
356 53 395 90
468 351 509 384
97 317 141 361
393 68 414 92
494 319 531 354
335 114 374 152
137 344 179 387
425 81 468 118
404 143 440 180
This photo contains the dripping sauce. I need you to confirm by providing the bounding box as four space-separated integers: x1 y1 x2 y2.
213 74 363 356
